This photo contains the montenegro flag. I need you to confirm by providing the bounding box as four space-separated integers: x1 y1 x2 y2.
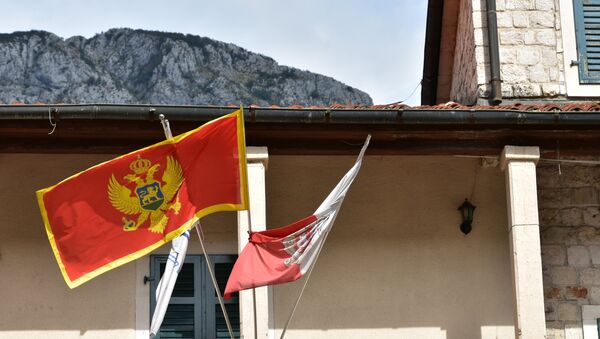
37 109 249 288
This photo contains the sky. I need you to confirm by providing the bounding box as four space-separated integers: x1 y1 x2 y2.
3 0 428 105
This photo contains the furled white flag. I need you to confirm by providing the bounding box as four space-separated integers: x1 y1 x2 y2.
224 135 370 299
150 229 191 337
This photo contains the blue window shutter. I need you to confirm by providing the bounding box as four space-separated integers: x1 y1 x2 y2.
573 0 600 83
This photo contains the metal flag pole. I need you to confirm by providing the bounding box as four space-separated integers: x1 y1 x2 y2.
194 222 236 339
279 135 370 339
244 208 259 339
278 224 332 339
239 104 259 339
159 114 236 339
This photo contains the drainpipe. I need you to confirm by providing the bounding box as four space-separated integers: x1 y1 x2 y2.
486 0 502 105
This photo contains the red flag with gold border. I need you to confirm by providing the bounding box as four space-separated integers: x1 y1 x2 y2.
37 109 249 288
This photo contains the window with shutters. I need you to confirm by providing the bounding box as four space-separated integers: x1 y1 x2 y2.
573 0 600 83
560 0 600 95
149 255 240 339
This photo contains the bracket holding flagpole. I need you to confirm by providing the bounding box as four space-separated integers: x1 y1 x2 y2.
157 113 236 339
158 114 171 140
48 107 57 135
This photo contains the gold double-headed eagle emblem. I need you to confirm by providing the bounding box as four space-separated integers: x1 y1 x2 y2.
108 155 183 233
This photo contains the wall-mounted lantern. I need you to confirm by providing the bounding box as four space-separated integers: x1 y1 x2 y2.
458 198 476 235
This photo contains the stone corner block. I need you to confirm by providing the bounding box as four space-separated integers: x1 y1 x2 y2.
551 266 577 285
558 302 580 321
582 268 600 286
567 246 591 268
542 245 566 266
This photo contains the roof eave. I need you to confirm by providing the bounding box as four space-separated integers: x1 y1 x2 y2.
2 104 600 156
2 104 600 126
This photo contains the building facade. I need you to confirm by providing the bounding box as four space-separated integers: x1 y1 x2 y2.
1 1 600 338
422 0 600 337
0 136 516 339
424 0 600 105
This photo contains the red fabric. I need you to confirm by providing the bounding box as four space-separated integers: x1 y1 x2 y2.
224 215 317 299
38 114 245 287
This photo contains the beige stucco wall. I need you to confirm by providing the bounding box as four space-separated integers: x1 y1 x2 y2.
0 153 136 339
0 153 515 338
0 153 237 339
267 155 515 339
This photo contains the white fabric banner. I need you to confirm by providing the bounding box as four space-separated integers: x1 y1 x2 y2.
149 229 190 337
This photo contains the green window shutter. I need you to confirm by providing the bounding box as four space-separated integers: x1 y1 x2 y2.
150 255 240 339
573 0 600 83
215 303 240 339
158 304 195 339
151 259 201 339
214 259 240 339
160 262 195 297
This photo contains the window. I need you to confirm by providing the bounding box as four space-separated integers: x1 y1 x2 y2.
149 255 240 339
560 0 600 95
573 0 600 83
583 305 600 338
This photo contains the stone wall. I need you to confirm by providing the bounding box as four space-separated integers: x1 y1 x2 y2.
450 0 479 104
468 0 566 101
437 0 461 103
538 160 600 338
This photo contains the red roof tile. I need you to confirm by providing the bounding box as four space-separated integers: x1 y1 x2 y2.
3 101 600 112
263 101 600 112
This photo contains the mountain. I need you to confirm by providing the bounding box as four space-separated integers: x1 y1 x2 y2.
0 29 372 106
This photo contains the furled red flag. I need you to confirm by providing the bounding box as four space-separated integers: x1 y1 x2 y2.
224 136 370 299
37 109 249 288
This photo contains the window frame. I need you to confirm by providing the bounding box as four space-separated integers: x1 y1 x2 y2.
560 0 600 95
572 0 600 83
149 255 204 339
583 305 600 339
147 254 239 339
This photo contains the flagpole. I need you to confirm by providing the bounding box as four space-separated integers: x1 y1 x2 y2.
246 211 259 339
279 135 369 339
194 222 236 339
159 114 236 339
240 104 259 339
278 224 332 339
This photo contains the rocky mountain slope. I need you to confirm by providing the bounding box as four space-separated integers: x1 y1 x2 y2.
0 28 372 106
